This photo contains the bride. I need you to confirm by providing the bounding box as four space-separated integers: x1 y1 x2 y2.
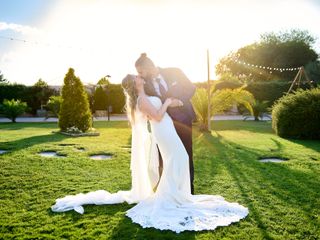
51 75 249 233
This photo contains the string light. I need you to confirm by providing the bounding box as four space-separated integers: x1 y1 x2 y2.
0 35 86 51
233 58 302 72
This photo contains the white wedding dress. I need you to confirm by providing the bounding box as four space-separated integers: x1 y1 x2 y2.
51 96 249 233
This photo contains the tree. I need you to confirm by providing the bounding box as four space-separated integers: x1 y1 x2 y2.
97 76 110 86
59 68 92 132
192 83 254 131
24 79 57 113
305 61 320 84
0 99 28 123
107 84 126 113
93 85 108 111
32 79 51 110
216 29 319 82
243 100 270 121
34 78 48 87
0 71 8 84
45 95 62 118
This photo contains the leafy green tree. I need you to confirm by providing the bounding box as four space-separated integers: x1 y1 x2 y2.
107 84 126 113
32 79 51 110
0 71 8 84
216 29 319 82
24 79 57 113
0 99 28 123
305 61 320 84
93 85 108 111
45 95 62 118
34 78 48 87
59 68 92 132
97 76 110 86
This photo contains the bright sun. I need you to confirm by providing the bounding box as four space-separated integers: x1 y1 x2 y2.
2 0 319 85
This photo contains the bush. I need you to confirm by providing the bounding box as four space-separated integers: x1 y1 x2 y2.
0 84 28 103
272 88 320 139
59 68 92 132
0 83 58 114
45 96 62 117
244 81 292 107
0 99 28 122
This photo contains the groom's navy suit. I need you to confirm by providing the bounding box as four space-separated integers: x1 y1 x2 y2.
144 67 196 194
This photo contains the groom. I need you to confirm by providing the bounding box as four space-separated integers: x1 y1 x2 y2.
135 53 196 194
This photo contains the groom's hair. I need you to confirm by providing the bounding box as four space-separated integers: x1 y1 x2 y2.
135 53 155 69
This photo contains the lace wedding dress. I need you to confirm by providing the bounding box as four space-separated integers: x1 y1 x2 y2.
51 96 249 233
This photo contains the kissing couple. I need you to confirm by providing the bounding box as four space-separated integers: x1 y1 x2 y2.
51 53 249 233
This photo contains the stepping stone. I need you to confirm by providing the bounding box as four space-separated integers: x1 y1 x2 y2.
259 157 287 163
0 150 8 154
90 154 112 160
39 151 65 158
76 147 85 152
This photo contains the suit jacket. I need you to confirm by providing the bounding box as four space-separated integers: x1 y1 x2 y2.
144 67 196 125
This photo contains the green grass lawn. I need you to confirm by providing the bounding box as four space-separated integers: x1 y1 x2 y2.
0 121 319 240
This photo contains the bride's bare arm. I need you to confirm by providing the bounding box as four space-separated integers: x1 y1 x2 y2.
138 97 172 122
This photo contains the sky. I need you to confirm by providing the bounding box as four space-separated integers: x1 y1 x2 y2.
0 0 320 86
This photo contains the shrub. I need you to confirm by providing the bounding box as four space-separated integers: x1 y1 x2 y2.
0 99 28 122
0 83 58 114
45 96 62 117
59 68 92 132
272 88 320 139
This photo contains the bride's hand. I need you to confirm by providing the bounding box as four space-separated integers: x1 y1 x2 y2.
168 98 183 108
164 98 173 106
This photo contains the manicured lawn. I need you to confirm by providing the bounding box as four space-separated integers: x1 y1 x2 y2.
0 121 319 239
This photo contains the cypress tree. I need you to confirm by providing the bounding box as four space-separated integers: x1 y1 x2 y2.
59 68 92 132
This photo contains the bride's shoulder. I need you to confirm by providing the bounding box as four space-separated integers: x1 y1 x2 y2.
136 95 148 108
137 95 161 108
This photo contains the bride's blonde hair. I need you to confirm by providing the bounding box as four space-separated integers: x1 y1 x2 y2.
122 74 138 124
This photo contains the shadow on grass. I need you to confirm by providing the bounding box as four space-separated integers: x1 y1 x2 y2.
0 122 59 130
287 138 320 153
0 132 67 152
107 211 197 240
93 121 130 130
47 202 196 239
210 120 274 134
200 131 320 238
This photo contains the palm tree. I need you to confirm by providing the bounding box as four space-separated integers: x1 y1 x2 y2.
243 100 270 121
192 83 254 131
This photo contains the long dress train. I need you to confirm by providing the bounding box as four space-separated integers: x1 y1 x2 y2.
51 96 249 233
